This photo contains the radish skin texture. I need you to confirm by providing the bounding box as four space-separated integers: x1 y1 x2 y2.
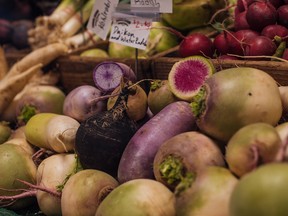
196 67 283 142
25 113 80 152
36 153 77 216
0 143 37 210
176 166 238 216
117 101 196 183
95 179 176 216
225 123 282 177
61 169 119 216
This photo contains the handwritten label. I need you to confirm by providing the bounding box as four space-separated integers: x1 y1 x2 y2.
131 0 172 13
87 0 119 40
109 14 152 50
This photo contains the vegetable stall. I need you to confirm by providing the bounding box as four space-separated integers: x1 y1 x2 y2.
1 0 288 215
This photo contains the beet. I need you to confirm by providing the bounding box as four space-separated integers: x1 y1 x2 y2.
75 87 139 178
246 1 278 32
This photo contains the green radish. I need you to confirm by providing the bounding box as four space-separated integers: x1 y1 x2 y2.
25 113 80 153
80 48 109 58
0 143 37 210
0 121 11 144
168 56 215 101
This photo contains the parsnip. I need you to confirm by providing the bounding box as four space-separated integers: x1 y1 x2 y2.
0 63 43 114
5 43 68 79
0 46 8 80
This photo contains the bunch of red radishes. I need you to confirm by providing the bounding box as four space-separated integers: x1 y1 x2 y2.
179 0 288 60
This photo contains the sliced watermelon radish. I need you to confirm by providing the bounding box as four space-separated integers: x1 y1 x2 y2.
168 56 215 101
93 61 125 93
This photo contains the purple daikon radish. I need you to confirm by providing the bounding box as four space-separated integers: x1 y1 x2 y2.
117 101 196 183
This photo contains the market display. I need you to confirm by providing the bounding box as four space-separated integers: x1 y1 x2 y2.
1 0 288 215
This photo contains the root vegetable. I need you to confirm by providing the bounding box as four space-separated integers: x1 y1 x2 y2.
95 179 176 216
176 166 238 216
0 121 11 144
75 87 139 178
0 46 8 79
277 5 288 28
244 35 277 57
117 101 196 183
25 113 80 153
194 67 282 142
61 169 119 216
0 63 43 115
226 122 282 177
63 85 106 122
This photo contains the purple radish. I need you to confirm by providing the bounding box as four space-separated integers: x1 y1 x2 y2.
117 101 197 183
93 61 136 94
168 56 215 101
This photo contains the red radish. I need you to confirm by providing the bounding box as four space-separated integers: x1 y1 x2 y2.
236 0 254 12
244 35 277 57
246 1 278 32
277 5 288 28
178 33 215 58
168 56 215 101
282 48 288 60
261 24 288 41
0 19 12 44
225 122 282 177
213 31 236 55
117 101 196 183
234 10 250 31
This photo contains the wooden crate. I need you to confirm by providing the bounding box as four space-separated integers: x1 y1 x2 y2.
151 57 288 86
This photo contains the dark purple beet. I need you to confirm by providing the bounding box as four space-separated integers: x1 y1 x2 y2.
117 101 196 183
75 87 139 178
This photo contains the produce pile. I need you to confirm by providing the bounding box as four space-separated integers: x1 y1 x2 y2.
1 50 288 215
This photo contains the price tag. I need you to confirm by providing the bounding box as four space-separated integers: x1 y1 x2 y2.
87 0 119 40
109 14 152 50
130 0 172 13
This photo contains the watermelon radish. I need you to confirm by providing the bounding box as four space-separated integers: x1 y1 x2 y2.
168 56 215 101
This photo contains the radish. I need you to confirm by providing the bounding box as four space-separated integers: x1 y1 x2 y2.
0 121 11 144
246 1 277 32
176 166 238 216
261 24 288 41
117 101 196 183
193 67 282 142
244 35 277 57
147 80 179 115
93 61 136 93
225 122 282 177
95 179 176 216
230 163 288 216
277 5 288 28
63 85 106 122
178 33 215 58
153 131 225 191
61 169 119 216
168 56 215 101
75 86 138 178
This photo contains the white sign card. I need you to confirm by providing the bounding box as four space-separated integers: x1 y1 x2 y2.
109 13 152 50
130 0 172 13
87 0 119 40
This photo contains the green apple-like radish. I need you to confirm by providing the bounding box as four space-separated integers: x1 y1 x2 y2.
80 48 109 58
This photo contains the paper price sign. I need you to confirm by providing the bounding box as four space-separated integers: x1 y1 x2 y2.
87 0 119 40
130 0 172 13
109 15 152 50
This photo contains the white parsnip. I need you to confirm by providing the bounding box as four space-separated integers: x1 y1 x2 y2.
0 63 43 114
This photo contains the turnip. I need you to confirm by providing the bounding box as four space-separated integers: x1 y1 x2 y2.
153 131 225 191
80 48 109 58
176 166 238 216
61 169 119 216
168 56 215 101
0 143 37 210
118 101 196 183
16 85 66 125
25 113 80 153
107 83 148 121
230 163 288 216
0 121 11 144
275 122 288 162
75 87 139 178
193 67 282 142
63 85 106 122
226 122 282 177
147 80 179 115
95 179 176 216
